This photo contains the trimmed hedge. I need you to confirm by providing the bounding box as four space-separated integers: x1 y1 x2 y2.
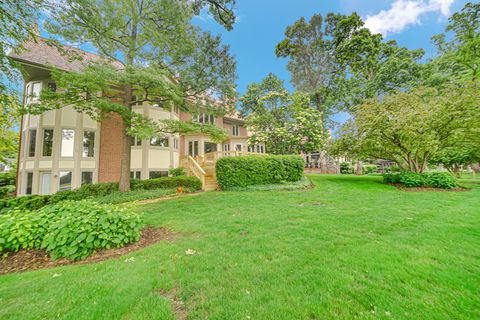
216 155 304 190
0 200 142 260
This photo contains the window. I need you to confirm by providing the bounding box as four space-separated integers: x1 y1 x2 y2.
224 144 230 151
149 171 168 179
59 171 72 191
204 142 217 153
26 82 42 103
25 172 33 195
81 172 93 185
235 144 242 151
130 171 141 179
232 125 240 136
248 146 254 152
173 105 179 114
61 129 75 157
83 131 95 157
173 138 178 150
28 129 37 157
188 141 199 157
150 136 169 147
47 82 56 92
192 113 215 124
132 136 142 147
42 129 54 157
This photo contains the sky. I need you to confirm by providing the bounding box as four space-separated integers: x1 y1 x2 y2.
33 0 471 124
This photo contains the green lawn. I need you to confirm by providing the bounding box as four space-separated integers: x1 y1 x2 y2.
1 175 479 319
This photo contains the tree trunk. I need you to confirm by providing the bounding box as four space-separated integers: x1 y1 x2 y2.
119 85 133 192
355 160 363 175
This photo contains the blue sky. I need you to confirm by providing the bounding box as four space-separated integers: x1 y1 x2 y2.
32 0 470 124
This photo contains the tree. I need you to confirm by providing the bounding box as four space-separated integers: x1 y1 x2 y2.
240 74 323 154
31 0 236 191
432 2 480 86
430 147 480 177
0 0 46 106
333 85 480 173
327 13 425 108
275 14 343 125
0 95 20 163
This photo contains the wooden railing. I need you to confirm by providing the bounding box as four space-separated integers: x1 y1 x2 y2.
182 155 206 187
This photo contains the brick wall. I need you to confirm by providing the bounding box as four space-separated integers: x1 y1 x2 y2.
98 112 124 182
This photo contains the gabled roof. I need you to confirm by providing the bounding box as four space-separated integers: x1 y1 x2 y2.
9 37 124 72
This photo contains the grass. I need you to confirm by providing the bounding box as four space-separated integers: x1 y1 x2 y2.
0 174 479 319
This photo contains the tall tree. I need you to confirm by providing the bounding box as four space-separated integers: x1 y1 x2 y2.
32 0 236 191
275 14 343 125
432 2 480 86
240 74 323 154
326 13 425 108
276 12 425 118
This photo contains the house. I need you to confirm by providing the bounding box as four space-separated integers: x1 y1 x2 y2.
10 38 265 195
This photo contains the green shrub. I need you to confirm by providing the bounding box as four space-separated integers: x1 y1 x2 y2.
0 195 51 213
169 167 186 177
131 176 202 191
49 182 119 204
382 173 403 184
216 155 304 189
362 164 378 174
0 200 142 260
340 162 354 174
0 171 16 187
1 177 200 213
423 172 459 189
399 172 425 187
0 185 15 199
41 200 142 260
0 209 50 252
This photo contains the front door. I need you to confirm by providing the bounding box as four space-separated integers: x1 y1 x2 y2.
40 172 51 195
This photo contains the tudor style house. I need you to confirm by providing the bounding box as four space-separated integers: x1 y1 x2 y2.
10 38 264 195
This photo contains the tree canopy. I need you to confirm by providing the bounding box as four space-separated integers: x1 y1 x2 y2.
331 85 480 173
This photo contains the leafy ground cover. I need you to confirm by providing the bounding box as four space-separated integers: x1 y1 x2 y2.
0 175 479 319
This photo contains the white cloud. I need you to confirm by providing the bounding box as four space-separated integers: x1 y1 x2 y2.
364 0 455 36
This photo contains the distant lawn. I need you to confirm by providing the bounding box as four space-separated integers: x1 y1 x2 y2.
1 175 479 319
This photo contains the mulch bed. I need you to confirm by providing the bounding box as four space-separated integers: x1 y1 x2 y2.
389 183 471 192
0 227 177 276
